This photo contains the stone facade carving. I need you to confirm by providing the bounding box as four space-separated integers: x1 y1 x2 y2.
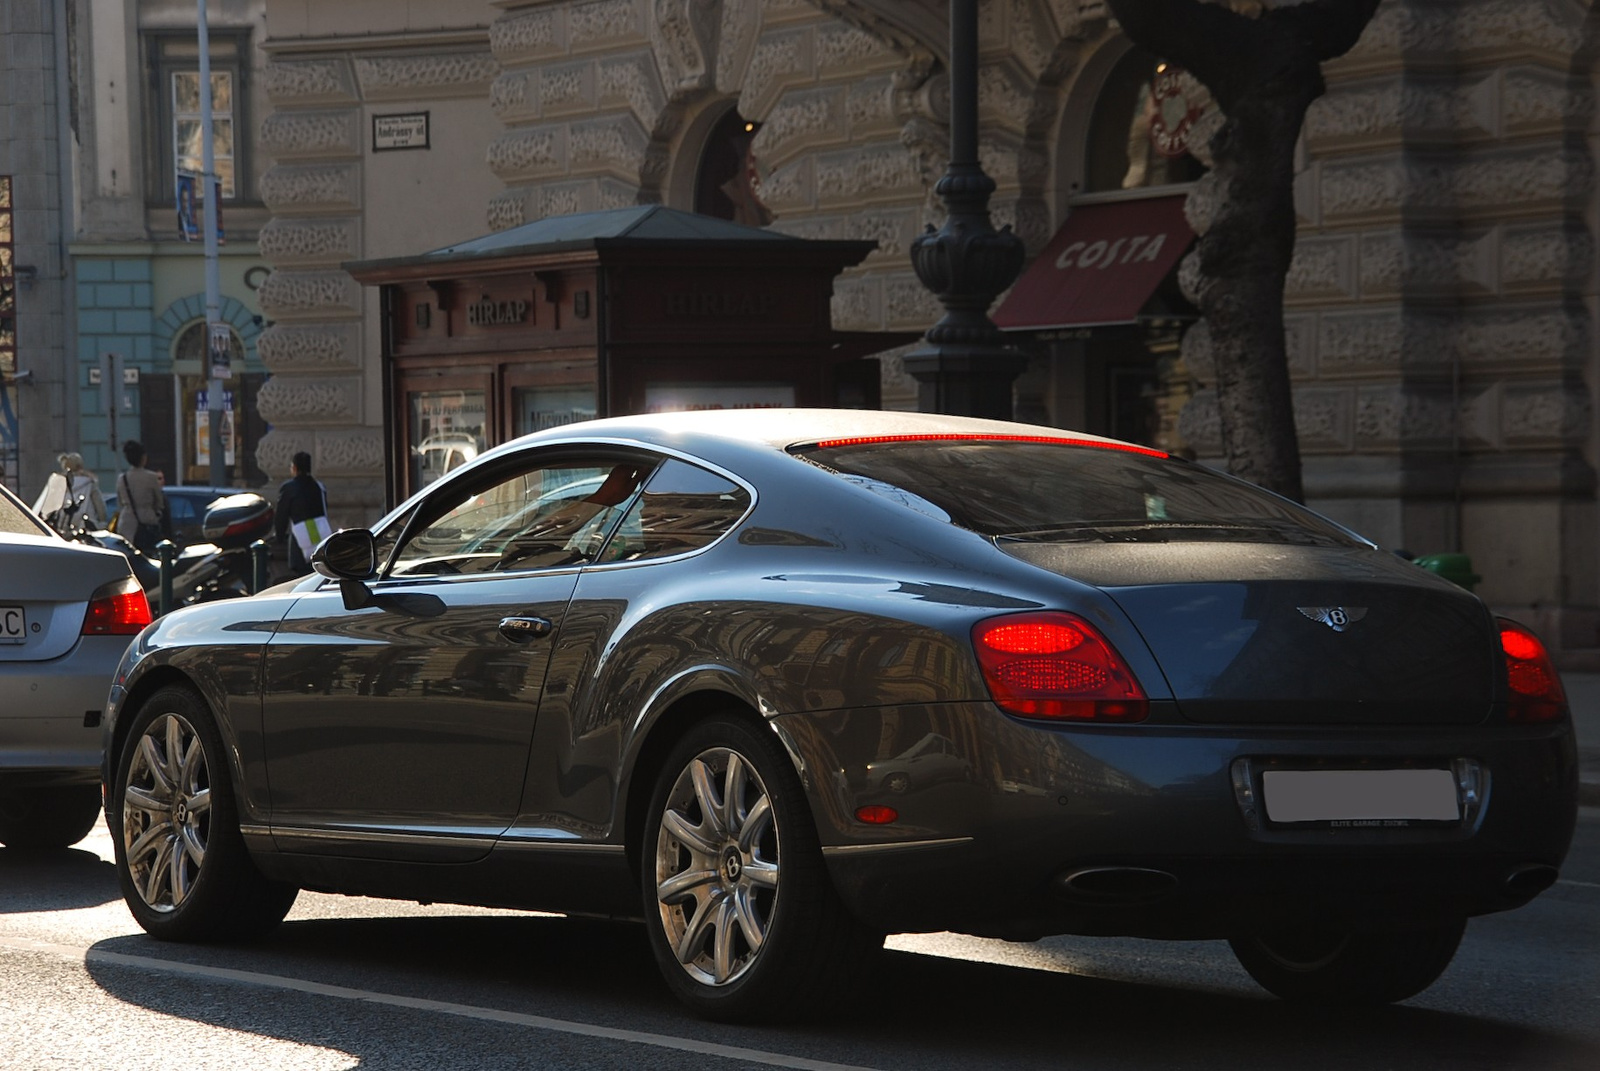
1285 236 1356 300
651 0 718 94
260 165 359 212
542 61 600 116
488 126 566 179
759 87 848 166
491 7 564 63
1293 388 1352 450
1502 225 1592 287
570 115 652 175
571 0 643 49
814 144 923 205
262 59 357 104
815 22 893 70
259 111 360 159
598 53 669 130
1354 385 1455 444
492 72 533 121
258 219 359 265
743 27 813 116
1503 385 1592 442
883 272 942 326
256 270 361 319
256 324 360 371
256 375 362 425
355 52 500 100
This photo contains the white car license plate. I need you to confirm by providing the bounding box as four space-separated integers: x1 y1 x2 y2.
0 604 25 644
1262 768 1459 825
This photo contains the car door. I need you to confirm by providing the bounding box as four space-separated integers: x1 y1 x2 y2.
260 448 655 861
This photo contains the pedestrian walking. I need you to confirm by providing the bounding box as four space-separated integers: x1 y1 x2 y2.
274 451 331 577
115 440 169 555
58 452 107 530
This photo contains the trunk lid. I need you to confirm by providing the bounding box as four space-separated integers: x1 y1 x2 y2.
999 541 1498 725
0 534 137 662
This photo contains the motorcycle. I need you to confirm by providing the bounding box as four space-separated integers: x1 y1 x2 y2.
53 491 275 613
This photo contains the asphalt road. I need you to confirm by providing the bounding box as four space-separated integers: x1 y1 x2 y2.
3 810 1597 1071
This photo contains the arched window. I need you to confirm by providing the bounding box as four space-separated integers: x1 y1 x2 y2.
1083 46 1210 194
173 320 245 366
693 109 772 226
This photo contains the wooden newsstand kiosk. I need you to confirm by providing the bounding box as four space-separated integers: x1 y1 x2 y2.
345 205 902 502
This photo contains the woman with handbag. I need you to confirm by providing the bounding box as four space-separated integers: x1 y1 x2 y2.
116 440 169 555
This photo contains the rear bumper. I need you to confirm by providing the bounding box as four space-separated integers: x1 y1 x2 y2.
776 702 1578 940
0 635 132 780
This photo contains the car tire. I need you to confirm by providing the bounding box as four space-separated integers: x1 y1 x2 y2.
0 784 103 849
1228 919 1467 1005
641 714 882 1023
883 772 910 795
110 685 298 942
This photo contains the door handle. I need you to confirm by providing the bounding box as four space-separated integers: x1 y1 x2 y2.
498 616 553 643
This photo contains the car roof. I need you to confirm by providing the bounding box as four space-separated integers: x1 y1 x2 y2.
493 408 1140 458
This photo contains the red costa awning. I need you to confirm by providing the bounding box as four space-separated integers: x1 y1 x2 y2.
993 195 1195 331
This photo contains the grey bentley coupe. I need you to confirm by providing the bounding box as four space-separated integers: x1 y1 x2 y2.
101 409 1577 1022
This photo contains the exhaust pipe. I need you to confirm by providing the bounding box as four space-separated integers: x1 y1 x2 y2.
1055 866 1178 904
1503 863 1558 902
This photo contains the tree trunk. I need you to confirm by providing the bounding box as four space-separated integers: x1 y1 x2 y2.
1103 0 1380 502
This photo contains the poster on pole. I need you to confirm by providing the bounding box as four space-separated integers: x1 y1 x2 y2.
176 173 200 241
213 178 226 245
208 322 233 381
195 389 237 467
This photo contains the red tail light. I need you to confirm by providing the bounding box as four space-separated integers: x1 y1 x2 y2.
973 612 1148 722
82 576 153 636
1498 617 1566 723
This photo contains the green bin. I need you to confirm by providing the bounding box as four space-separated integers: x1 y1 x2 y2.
1413 552 1480 592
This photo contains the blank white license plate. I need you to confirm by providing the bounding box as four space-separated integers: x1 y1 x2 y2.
1262 768 1459 825
0 604 24 644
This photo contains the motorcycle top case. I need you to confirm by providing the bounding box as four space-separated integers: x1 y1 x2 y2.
200 493 275 549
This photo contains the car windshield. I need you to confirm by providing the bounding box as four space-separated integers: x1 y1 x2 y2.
792 437 1366 548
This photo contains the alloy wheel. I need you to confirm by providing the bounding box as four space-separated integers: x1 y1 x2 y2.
121 712 211 912
653 746 780 987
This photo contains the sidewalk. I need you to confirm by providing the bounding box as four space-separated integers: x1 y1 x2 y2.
1566 672 1600 808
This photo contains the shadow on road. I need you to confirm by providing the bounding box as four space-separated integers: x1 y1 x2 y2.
79 911 1600 1071
0 845 121 912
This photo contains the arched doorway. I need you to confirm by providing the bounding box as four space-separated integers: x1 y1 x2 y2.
692 108 772 226
1000 40 1212 452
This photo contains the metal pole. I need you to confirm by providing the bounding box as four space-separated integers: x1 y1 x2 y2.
198 0 226 487
903 0 1026 418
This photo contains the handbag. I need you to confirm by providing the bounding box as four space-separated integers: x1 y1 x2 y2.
290 514 333 559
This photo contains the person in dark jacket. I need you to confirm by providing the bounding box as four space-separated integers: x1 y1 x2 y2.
274 451 329 577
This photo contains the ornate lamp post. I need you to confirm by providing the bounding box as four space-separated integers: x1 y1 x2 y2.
905 0 1026 419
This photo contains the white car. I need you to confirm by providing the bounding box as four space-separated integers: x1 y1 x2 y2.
0 481 150 848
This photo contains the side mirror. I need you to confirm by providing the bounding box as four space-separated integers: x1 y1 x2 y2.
312 528 377 581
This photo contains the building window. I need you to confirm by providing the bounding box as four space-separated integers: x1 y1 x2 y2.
694 109 772 227
146 32 249 204
1084 46 1210 194
172 70 236 197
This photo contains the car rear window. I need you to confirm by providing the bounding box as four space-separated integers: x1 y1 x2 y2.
0 486 51 536
792 437 1365 548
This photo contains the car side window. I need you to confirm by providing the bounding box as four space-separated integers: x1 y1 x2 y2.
390 457 653 578
597 459 750 564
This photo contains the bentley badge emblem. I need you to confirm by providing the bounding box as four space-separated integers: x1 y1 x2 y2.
1298 606 1367 632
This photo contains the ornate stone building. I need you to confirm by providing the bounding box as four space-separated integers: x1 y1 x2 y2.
256 0 1598 665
